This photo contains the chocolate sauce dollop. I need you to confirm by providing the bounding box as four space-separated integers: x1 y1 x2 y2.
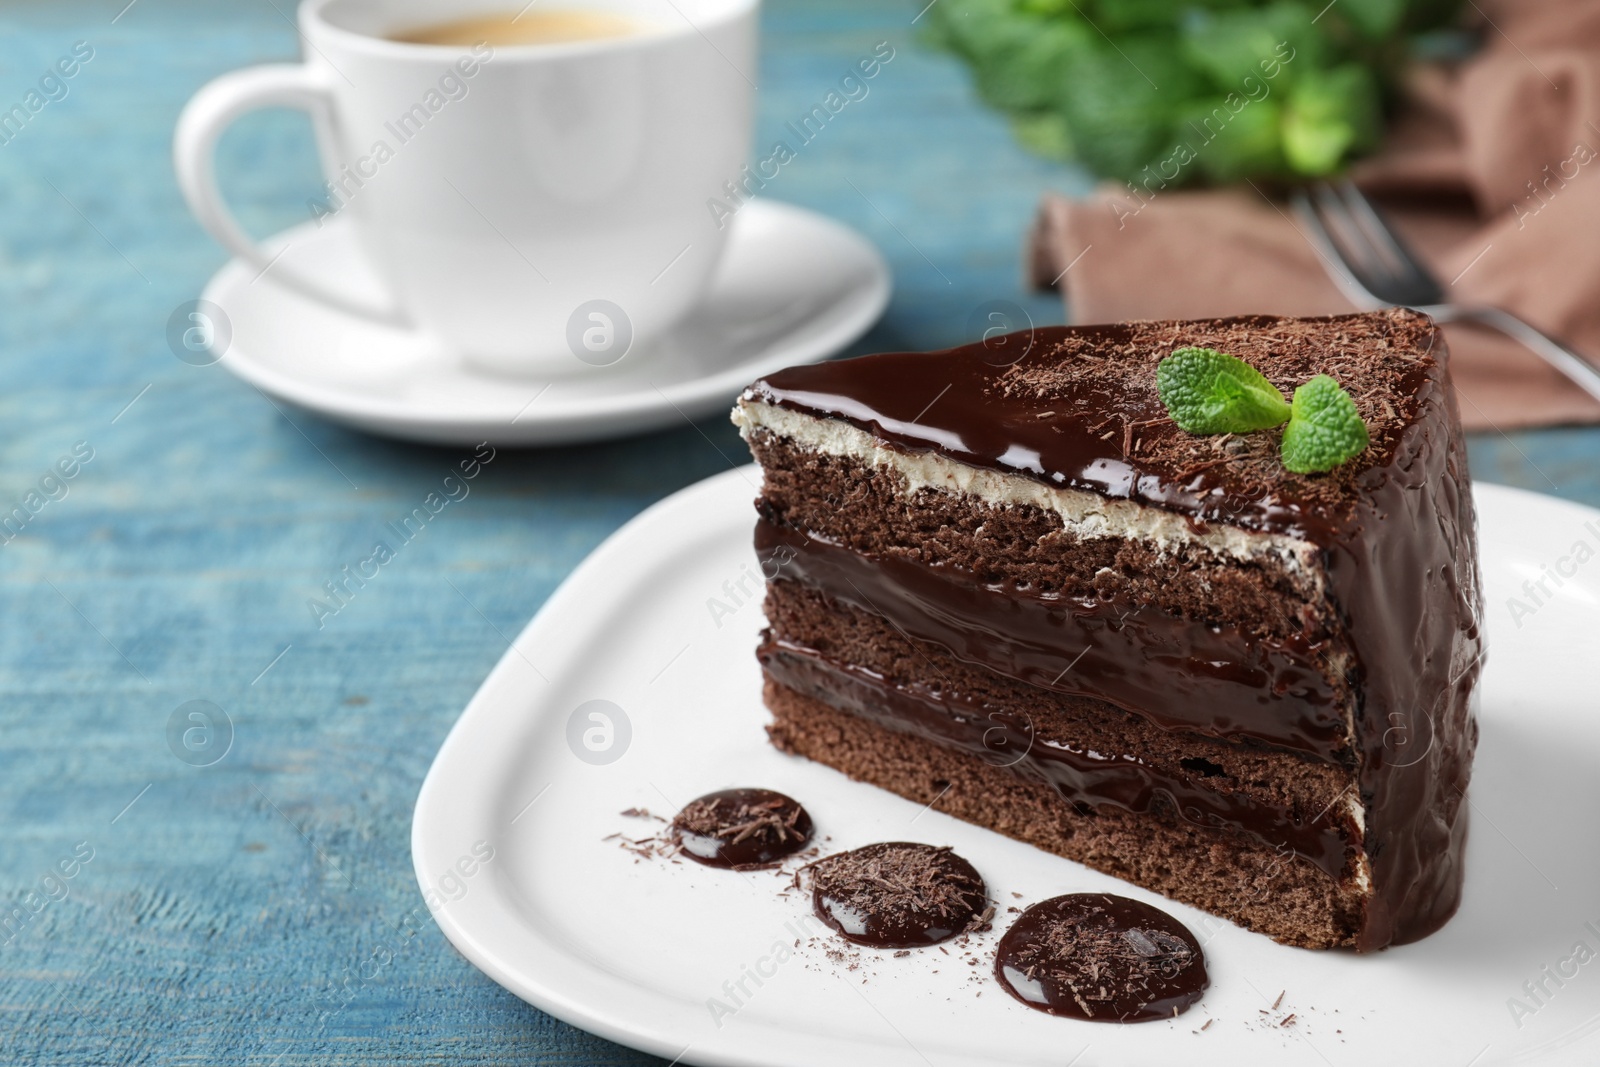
810 842 990 948
670 788 813 869
994 893 1207 1022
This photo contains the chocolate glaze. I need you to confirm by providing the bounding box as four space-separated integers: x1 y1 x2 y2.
748 314 1424 541
745 311 1484 949
760 638 1350 879
810 842 990 948
757 520 1349 761
994 893 1207 1021
671 788 813 869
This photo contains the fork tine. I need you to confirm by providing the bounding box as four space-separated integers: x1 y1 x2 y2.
1335 179 1438 290
1290 186 1385 311
1311 181 1395 285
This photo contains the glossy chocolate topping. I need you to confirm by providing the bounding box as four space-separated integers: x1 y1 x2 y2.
671 788 813 869
746 311 1484 949
994 894 1207 1021
747 313 1431 542
760 638 1350 879
809 842 990 948
757 520 1348 761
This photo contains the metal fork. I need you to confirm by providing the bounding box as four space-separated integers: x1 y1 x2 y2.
1291 179 1600 405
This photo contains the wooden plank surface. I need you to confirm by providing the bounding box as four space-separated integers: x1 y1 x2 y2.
0 0 1593 1063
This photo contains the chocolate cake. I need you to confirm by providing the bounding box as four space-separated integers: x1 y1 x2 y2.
732 309 1483 951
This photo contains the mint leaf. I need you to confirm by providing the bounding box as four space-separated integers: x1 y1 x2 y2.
1055 38 1206 180
1157 347 1291 434
1180 3 1331 90
1280 375 1370 473
1176 97 1285 184
927 0 1463 187
1282 65 1382 176
1337 0 1407 39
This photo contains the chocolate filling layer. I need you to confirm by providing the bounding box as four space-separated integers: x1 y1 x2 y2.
764 578 1352 809
760 639 1352 879
759 519 1349 761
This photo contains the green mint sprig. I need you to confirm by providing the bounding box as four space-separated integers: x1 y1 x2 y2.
1280 374 1370 473
1155 348 1369 474
1157 347 1291 434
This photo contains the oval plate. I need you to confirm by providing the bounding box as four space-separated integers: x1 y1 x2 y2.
413 473 1600 1066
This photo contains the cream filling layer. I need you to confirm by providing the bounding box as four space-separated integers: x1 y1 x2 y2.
736 399 1320 587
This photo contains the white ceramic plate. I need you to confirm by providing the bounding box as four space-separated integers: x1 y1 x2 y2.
413 472 1600 1066
201 201 889 446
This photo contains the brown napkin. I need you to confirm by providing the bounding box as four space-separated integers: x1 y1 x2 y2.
1028 0 1600 431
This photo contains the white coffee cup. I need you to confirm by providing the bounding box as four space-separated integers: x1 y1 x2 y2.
175 0 757 376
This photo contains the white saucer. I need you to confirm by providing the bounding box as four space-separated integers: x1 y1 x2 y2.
413 473 1600 1067
200 201 889 447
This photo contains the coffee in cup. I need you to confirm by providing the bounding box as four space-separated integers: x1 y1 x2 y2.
388 10 641 48
175 0 758 376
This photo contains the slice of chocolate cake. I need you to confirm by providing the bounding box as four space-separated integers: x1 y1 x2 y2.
733 309 1483 951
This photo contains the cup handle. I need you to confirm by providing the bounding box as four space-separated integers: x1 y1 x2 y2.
173 64 407 326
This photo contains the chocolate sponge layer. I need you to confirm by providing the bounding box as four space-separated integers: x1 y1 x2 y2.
762 578 1357 844
765 678 1366 949
748 428 1332 646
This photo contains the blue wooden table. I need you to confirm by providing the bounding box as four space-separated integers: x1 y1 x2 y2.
0 1 1594 1063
